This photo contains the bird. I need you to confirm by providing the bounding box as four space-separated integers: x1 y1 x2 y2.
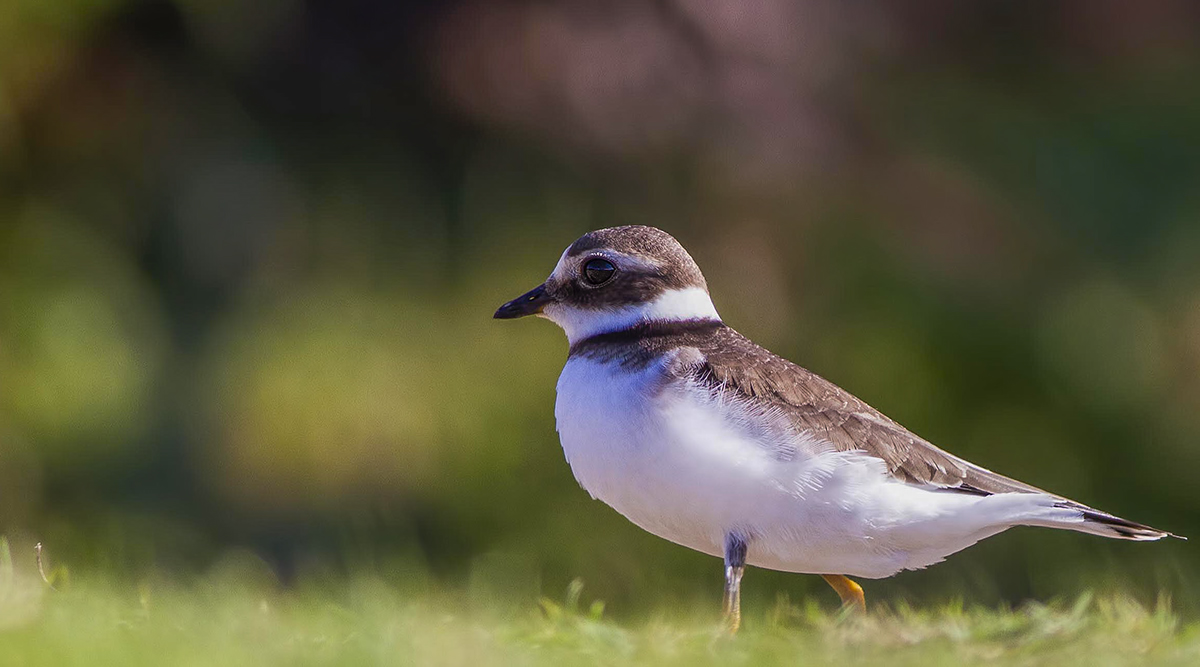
493 225 1178 631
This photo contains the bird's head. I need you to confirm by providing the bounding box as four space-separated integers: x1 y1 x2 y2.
493 225 720 343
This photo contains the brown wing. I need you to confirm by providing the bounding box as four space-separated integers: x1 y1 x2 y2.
689 327 1048 495
569 320 1171 538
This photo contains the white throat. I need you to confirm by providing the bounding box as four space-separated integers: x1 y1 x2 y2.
543 287 721 345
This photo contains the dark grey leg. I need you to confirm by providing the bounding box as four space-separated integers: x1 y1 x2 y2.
722 533 748 632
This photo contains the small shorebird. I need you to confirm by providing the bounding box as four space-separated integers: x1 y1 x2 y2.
494 225 1176 631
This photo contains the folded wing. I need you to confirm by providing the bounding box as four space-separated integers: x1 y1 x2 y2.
682 326 1176 541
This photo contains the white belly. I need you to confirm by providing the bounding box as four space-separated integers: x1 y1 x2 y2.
554 356 1058 578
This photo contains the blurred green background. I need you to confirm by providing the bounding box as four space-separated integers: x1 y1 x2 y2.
1 0 1198 619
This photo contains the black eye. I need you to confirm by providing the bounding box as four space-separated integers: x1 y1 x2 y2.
583 258 616 285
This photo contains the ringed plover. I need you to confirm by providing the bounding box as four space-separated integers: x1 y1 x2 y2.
494 225 1177 630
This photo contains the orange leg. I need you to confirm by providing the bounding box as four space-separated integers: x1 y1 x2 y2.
821 574 866 612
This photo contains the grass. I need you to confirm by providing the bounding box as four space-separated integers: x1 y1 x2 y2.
2 546 1199 667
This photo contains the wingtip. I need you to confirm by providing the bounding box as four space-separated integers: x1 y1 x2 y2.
1132 528 1183 542
1071 506 1181 542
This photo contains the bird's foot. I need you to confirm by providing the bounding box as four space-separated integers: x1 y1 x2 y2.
820 574 866 613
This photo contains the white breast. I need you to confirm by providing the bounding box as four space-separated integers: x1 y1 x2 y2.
554 354 1073 578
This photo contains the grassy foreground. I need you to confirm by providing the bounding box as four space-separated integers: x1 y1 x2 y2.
2 562 1198 667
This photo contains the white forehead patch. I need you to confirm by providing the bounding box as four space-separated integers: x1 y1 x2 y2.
543 287 721 344
548 245 573 284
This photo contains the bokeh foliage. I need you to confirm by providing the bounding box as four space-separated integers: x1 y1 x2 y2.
1 0 1199 619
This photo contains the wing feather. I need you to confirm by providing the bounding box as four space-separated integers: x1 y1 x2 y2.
573 319 1174 539
686 327 1046 495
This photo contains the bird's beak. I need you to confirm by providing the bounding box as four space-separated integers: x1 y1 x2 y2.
494 283 553 319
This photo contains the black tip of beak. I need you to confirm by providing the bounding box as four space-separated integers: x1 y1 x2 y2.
494 283 551 319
